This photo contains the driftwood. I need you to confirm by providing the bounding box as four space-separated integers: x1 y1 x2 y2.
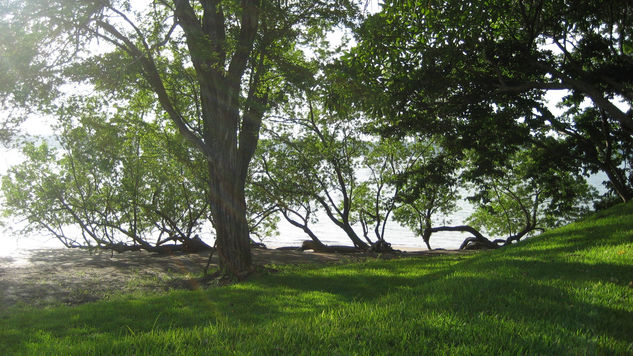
276 240 397 254
152 235 213 254
250 240 268 249
369 240 397 253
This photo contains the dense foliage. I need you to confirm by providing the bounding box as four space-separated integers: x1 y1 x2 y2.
348 0 633 201
2 95 212 252
1 0 630 266
0 0 360 276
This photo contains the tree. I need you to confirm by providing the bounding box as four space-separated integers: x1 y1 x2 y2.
1 0 358 277
548 103 633 202
2 96 213 253
251 137 326 248
391 141 460 250
354 140 400 247
259 92 370 249
355 138 448 250
347 0 633 201
424 147 596 249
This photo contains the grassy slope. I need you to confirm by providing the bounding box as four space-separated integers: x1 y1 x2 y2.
1 203 633 355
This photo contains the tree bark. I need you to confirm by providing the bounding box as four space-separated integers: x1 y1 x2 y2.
342 223 370 249
207 160 253 278
171 0 262 278
315 195 369 249
424 223 541 250
601 162 633 202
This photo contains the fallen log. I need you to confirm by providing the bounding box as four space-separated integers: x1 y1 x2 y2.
369 239 397 253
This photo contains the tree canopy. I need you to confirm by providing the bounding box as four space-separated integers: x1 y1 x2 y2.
0 0 360 278
347 0 633 201
1 0 628 273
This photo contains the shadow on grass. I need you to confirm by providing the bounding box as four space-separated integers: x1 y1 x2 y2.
0 247 367 310
2 202 633 354
6 250 631 336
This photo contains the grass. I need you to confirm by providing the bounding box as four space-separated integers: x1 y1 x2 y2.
2 203 633 355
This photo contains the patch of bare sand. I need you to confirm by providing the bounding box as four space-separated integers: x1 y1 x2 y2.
0 247 471 311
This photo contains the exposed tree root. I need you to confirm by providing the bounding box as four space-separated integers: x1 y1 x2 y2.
369 239 397 253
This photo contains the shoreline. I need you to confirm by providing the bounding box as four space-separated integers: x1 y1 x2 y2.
0 243 436 262
0 247 470 310
0 227 466 257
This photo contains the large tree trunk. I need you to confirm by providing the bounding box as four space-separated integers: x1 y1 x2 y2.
87 1 264 279
208 161 252 278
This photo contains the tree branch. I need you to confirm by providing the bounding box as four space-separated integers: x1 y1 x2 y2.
228 0 260 87
95 19 213 159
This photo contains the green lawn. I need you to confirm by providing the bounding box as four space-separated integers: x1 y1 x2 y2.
2 203 633 355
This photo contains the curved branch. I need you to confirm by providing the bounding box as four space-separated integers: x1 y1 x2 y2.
538 62 633 135
423 225 499 250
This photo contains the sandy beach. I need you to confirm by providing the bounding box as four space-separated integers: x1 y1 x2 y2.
0 247 467 311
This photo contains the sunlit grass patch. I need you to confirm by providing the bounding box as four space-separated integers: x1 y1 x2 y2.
2 202 633 355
